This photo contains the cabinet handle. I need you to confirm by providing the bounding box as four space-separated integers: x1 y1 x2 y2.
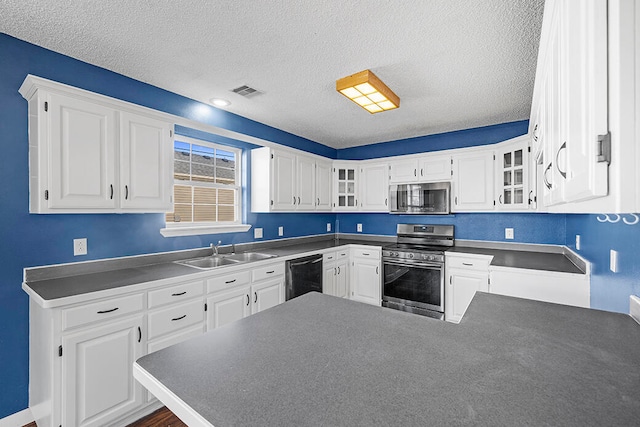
254 292 258 303
138 326 142 343
385 198 387 206
317 198 320 206
528 190 535 205
225 279 236 284
420 168 423 176
376 266 379 274
414 169 417 177
171 314 187 321
462 262 473 266
125 185 129 200
97 307 119 314
450 276 452 285
246 294 250 306
532 124 539 142
338 266 341 274
498 194 502 204
362 253 370 256
455 196 458 205
334 267 337 276
555 141 567 179
298 196 301 205
171 291 187 296
266 270 274 274
293 196 296 205
543 163 553 190
110 184 113 200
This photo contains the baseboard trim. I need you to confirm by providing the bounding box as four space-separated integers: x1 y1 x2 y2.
0 408 33 427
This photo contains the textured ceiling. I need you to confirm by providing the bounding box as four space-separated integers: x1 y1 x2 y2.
0 0 544 149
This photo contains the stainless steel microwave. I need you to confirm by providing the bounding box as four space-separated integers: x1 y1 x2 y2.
389 182 451 214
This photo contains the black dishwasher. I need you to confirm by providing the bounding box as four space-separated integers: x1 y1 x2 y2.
285 254 323 300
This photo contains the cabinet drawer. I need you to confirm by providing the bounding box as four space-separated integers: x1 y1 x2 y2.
62 293 144 331
207 270 251 294
252 263 285 281
148 280 204 309
446 255 491 270
352 248 381 260
323 252 336 263
147 299 204 340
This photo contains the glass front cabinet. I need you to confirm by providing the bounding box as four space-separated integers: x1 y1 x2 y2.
333 162 359 210
496 136 530 210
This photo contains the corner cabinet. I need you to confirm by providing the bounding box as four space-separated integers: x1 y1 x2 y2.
359 162 389 212
18 75 174 214
332 162 359 211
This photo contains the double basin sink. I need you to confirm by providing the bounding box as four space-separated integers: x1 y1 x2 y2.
176 252 277 270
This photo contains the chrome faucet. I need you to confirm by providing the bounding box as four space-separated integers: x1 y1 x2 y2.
212 240 222 256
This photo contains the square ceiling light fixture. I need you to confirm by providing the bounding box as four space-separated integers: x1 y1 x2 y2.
336 69 400 114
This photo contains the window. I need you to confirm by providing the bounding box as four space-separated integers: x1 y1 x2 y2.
162 136 250 236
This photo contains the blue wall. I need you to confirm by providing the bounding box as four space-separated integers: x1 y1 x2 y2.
565 215 640 313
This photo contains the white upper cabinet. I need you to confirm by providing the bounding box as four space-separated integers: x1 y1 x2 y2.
389 158 419 183
251 147 330 212
332 162 359 211
451 149 495 211
531 0 609 208
495 136 530 211
19 75 175 214
359 162 389 212
119 112 174 211
419 154 452 182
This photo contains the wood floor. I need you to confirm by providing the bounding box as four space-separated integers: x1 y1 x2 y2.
22 406 187 427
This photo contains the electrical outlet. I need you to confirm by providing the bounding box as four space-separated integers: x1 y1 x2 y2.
327 223 331 232
576 235 581 250
254 228 263 239
610 249 619 273
278 226 284 236
73 238 87 256
357 223 363 232
505 228 514 239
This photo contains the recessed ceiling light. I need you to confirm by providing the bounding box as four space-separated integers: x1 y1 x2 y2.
210 98 231 107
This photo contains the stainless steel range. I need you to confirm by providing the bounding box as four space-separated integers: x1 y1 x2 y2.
382 224 454 319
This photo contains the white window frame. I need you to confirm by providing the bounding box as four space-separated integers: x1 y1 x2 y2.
161 135 251 237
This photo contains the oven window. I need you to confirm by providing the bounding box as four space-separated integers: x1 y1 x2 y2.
383 263 443 310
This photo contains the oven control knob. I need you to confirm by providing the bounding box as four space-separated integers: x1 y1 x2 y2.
408 253 414 259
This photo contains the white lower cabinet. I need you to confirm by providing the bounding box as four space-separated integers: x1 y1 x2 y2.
350 247 382 306
251 277 284 313
61 314 144 427
207 285 251 329
323 250 349 298
489 267 590 308
445 253 491 323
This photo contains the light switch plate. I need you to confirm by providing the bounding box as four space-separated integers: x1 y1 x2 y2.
505 228 514 239
327 223 331 232
73 238 87 256
630 296 640 325
254 228 263 239
278 226 283 236
575 235 581 250
357 223 363 232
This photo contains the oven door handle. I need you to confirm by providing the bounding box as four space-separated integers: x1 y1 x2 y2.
383 259 443 269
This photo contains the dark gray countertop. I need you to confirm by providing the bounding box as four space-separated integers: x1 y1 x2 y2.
135 292 640 426
23 238 387 303
447 246 585 274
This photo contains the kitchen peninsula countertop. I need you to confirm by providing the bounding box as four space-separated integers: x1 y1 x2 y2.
134 292 640 426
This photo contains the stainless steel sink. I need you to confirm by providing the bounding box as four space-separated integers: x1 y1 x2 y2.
225 252 277 262
175 252 277 270
175 255 241 269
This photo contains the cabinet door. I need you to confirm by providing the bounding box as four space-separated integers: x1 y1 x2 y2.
296 155 316 210
272 150 296 210
315 160 332 210
47 92 117 209
120 112 173 211
446 269 488 323
333 164 358 210
351 259 381 306
61 315 143 427
389 158 419 183
560 0 608 203
359 163 389 211
496 138 529 210
419 154 451 181
335 258 349 299
251 278 284 314
323 263 336 296
452 150 495 211
206 285 251 330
